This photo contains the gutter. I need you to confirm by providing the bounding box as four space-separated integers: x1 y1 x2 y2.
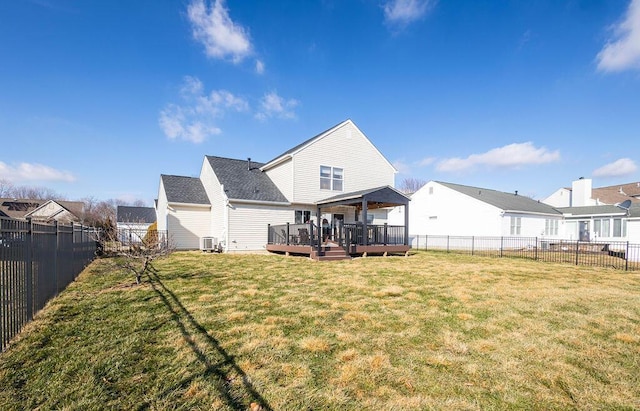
229 198 291 206
503 210 562 217
167 202 211 208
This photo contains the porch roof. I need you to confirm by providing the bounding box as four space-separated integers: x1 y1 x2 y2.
316 185 409 210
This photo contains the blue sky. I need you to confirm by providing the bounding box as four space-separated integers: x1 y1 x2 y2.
1 0 639 205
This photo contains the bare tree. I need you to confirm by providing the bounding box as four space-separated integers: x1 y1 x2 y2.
0 179 14 197
399 177 427 194
0 181 62 200
101 222 172 284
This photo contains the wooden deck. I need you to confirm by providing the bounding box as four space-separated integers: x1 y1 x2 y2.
266 242 410 261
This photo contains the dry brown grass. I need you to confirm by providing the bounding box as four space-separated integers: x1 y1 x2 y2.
1 250 639 410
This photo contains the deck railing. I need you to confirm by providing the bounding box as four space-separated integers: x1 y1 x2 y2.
268 222 406 247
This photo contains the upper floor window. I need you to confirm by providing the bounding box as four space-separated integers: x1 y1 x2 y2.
320 166 343 191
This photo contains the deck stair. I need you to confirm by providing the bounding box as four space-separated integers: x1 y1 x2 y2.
310 242 351 261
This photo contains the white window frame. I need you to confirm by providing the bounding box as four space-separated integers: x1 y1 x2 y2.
510 216 521 236
320 165 343 191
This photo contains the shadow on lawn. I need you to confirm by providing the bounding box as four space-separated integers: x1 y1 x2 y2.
139 266 272 411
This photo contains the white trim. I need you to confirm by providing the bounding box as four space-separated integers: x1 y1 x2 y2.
167 202 210 208
229 198 291 206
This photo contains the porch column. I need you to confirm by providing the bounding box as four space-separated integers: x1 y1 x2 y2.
362 198 368 246
404 202 409 246
317 206 322 256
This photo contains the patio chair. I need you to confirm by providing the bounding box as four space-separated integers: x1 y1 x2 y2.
298 228 310 245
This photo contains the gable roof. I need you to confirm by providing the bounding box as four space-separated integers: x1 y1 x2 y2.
317 185 410 209
591 182 640 205
117 206 157 224
437 182 561 215
0 198 84 220
161 175 210 205
260 119 396 172
24 199 85 222
206 156 288 203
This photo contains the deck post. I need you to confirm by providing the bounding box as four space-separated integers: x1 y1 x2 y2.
267 224 271 244
362 198 368 246
317 206 322 257
384 223 388 245
286 222 290 245
404 202 409 246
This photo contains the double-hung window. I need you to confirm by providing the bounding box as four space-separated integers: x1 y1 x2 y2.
510 216 521 236
320 166 343 191
295 210 311 224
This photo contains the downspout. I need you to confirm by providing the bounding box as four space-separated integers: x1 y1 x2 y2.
221 184 230 253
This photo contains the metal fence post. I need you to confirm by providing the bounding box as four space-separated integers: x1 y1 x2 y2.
626 241 629 271
500 237 504 258
575 241 580 266
535 237 538 260
471 236 474 256
25 218 33 321
447 235 450 253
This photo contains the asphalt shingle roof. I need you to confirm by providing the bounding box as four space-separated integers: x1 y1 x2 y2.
117 206 157 224
556 205 628 216
161 175 210 205
206 156 288 203
437 182 561 215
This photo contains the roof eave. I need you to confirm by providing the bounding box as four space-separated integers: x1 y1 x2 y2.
229 198 291 206
167 201 210 208
260 154 292 171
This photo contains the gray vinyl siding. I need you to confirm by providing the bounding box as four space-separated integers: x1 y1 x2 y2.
264 158 293 201
227 203 291 251
291 122 395 204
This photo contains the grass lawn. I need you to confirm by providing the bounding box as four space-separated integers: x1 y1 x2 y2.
1 251 639 410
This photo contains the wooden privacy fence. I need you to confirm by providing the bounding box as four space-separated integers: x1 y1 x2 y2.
410 234 640 271
0 217 97 352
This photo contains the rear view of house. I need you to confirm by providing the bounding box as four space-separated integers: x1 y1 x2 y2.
156 119 409 254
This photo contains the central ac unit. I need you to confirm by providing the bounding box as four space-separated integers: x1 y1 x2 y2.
201 237 218 252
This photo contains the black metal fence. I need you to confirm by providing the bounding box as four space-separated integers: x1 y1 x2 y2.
1 217 97 352
410 235 640 271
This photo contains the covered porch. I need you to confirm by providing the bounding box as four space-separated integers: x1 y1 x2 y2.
266 186 410 260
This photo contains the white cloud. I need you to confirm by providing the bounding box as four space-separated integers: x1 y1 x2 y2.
187 0 252 63
255 91 299 120
592 158 638 177
436 142 560 172
418 156 436 167
392 160 411 175
0 161 75 183
159 76 248 143
255 59 265 74
597 0 640 72
383 0 435 27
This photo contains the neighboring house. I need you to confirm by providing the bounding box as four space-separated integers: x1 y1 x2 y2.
544 178 640 208
0 198 84 223
156 119 402 251
116 206 157 230
388 181 563 238
544 178 640 242
116 206 157 244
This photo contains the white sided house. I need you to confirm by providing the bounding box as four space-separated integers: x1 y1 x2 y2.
389 181 563 240
156 120 408 253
